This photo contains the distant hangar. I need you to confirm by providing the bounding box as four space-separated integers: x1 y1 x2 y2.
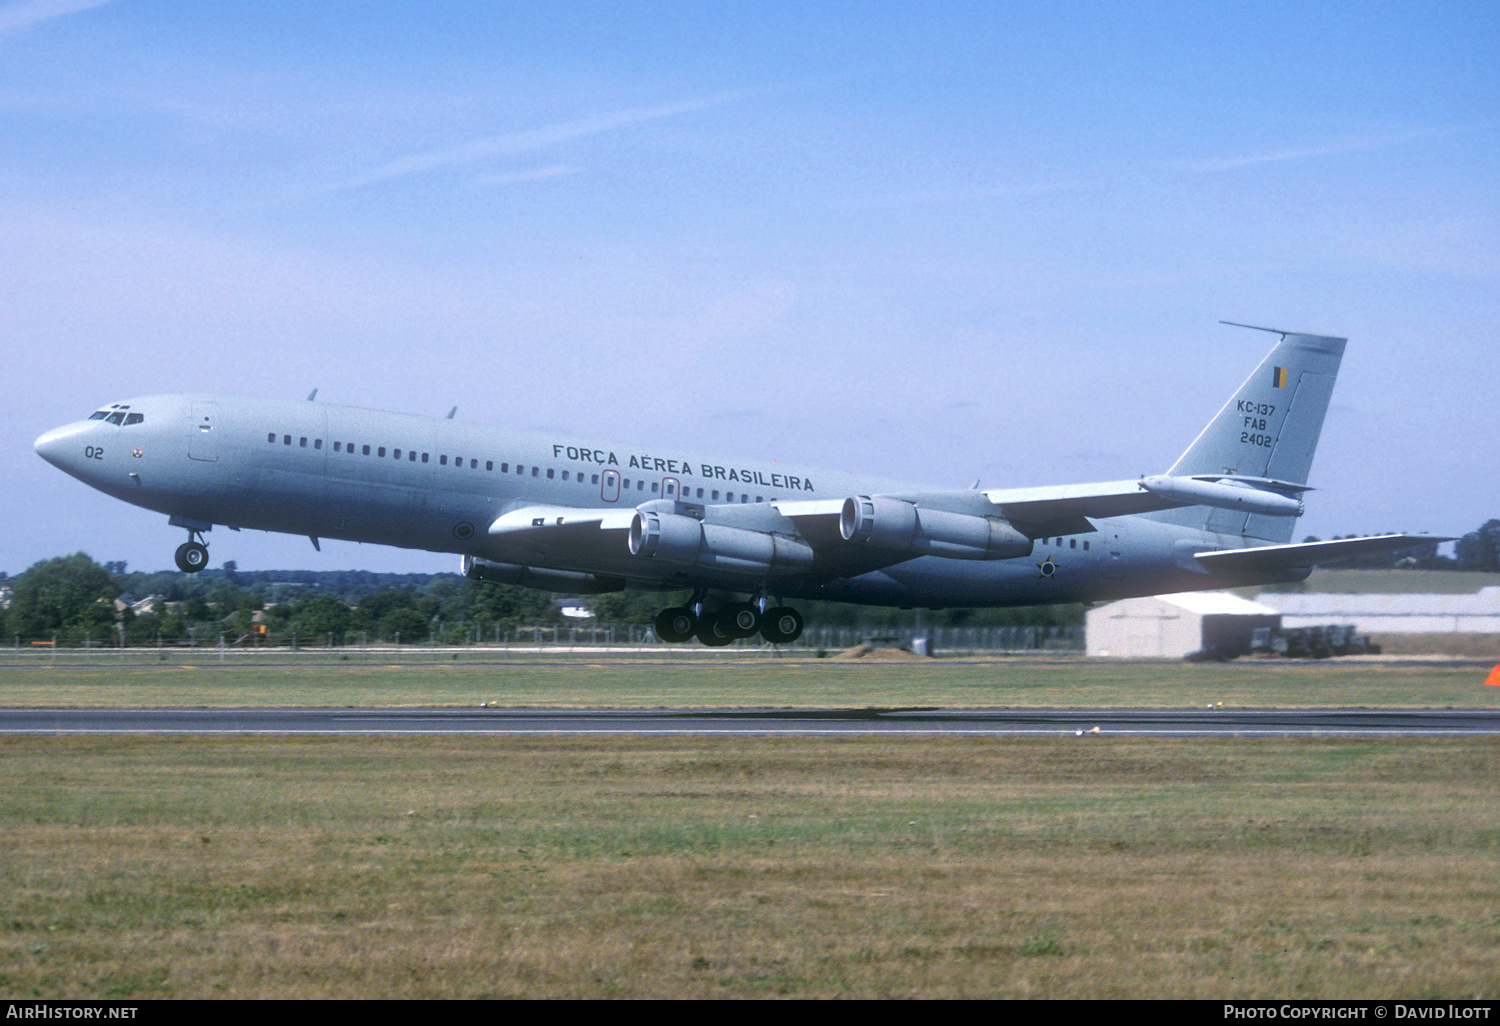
1087 586 1500 659
1086 592 1280 659
1255 587 1500 635
1255 587 1500 658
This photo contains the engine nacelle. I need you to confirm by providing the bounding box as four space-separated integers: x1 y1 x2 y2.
840 495 1033 560
1139 475 1304 517
629 510 814 575
463 556 625 594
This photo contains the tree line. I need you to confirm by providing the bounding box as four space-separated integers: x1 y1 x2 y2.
2 554 1081 646
2 555 565 646
1300 520 1499 571
3 520 1494 646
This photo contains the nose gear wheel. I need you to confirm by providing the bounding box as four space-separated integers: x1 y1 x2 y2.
174 539 209 574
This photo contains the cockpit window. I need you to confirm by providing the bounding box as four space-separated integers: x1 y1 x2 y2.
90 403 138 424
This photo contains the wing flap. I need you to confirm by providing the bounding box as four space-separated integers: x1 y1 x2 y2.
979 480 1180 534
488 505 635 535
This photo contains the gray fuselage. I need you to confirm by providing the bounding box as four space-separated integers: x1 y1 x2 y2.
34 393 1288 607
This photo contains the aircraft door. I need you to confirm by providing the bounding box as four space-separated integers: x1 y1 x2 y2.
188 402 219 462
601 469 621 502
661 477 681 501
1103 534 1126 580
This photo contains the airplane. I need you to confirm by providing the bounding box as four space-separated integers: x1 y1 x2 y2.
33 323 1443 645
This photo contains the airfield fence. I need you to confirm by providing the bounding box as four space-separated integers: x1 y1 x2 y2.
1 623 1084 664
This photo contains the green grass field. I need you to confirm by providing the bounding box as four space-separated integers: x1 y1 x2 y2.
1 656 1496 998
1 652 1497 708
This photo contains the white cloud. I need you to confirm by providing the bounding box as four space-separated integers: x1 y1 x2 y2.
841 180 1070 208
474 164 582 188
1177 124 1482 174
337 89 752 191
0 0 111 37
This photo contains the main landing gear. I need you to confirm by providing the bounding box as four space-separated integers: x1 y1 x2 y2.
653 597 805 646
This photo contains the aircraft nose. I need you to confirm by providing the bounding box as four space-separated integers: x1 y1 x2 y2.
34 422 86 470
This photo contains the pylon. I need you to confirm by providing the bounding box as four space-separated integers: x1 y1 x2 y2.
1485 664 1500 687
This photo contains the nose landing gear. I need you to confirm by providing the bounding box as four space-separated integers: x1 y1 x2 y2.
174 535 209 573
168 516 213 574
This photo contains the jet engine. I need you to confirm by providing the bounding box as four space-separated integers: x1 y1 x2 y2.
839 495 1033 560
629 510 814 575
463 556 625 594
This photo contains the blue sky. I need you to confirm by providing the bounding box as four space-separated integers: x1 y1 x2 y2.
4 0 1496 575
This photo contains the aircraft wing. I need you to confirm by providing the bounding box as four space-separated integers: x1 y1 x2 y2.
970 475 1306 535
1193 534 1451 574
767 499 847 547
763 498 919 575
772 484 1179 543
770 479 1263 556
979 480 1182 534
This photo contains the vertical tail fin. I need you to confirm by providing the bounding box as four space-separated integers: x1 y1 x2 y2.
1151 323 1346 543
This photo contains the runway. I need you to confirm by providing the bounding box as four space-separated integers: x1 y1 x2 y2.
1 706 1496 737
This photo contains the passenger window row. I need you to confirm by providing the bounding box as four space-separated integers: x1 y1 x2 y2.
265 431 501 471
261 431 773 503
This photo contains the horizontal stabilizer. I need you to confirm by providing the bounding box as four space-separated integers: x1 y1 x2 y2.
1194 534 1452 574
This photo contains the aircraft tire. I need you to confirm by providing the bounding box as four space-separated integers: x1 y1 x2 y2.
175 541 209 574
654 607 698 644
718 602 762 639
760 606 804 644
697 618 736 646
